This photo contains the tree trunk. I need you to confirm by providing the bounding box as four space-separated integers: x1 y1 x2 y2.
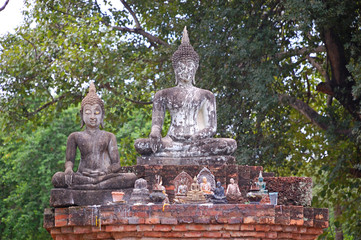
335 204 344 240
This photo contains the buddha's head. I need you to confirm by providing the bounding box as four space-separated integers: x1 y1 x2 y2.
172 26 199 85
230 178 235 184
216 181 221 188
202 176 207 183
80 82 105 129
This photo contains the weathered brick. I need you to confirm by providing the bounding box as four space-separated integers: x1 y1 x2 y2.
162 232 184 238
224 224 239 231
61 226 73 233
228 217 242 224
96 232 112 238
187 224 207 231
50 228 62 234
202 231 223 238
184 231 202 237
208 224 224 231
172 224 188 231
283 225 298 232
128 217 144 224
137 224 153 232
240 224 255 231
266 231 278 238
290 219 304 226
255 224 270 232
244 216 258 224
153 224 172 232
73 226 92 234
160 217 177 225
144 217 160 224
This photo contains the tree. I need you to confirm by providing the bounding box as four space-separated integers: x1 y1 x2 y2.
1 0 361 238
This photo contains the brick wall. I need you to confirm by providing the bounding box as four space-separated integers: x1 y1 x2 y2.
44 204 328 239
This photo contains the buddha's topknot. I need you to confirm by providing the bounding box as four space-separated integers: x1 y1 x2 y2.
172 26 199 69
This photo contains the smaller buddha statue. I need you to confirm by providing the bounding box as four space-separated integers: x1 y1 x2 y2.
51 82 137 190
177 179 188 196
200 176 213 195
256 171 268 193
226 178 243 203
129 178 150 204
211 181 227 204
185 177 207 203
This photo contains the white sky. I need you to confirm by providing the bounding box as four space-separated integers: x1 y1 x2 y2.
0 0 24 36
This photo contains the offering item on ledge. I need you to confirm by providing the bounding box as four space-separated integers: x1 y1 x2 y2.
211 181 227 204
226 178 243 203
184 177 207 203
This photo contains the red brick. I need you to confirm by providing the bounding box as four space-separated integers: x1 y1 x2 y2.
177 216 193 223
241 224 255 231
172 224 188 231
283 225 297 232
278 232 293 238
73 226 92 234
228 217 242 224
96 232 112 238
222 232 231 237
244 216 258 224
259 216 275 224
55 215 68 221
82 233 97 239
194 216 211 224
184 231 202 237
137 225 153 231
55 219 68 227
290 219 304 226
224 224 239 230
145 217 160 224
128 217 144 224
162 232 184 238
187 224 207 231
255 232 266 237
123 225 137 231
215 216 229 223
255 224 270 232
153 225 172 232
50 228 62 234
105 225 124 232
208 224 224 231
143 232 163 237
266 232 278 238
61 226 73 233
91 226 103 232
160 217 177 225
270 225 283 231
307 228 324 234
203 231 223 238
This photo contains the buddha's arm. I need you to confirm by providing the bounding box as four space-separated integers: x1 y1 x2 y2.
149 92 165 152
194 93 217 139
65 133 77 174
108 133 121 172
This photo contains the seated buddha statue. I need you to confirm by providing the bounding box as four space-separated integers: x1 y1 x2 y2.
52 83 137 190
200 177 213 194
134 27 237 158
226 178 243 203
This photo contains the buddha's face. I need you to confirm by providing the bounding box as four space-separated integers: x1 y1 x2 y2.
202 177 207 183
83 104 103 129
230 178 235 184
174 59 197 84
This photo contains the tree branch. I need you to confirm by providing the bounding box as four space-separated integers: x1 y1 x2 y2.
306 56 330 82
0 0 10 12
26 94 66 117
278 94 329 130
120 0 140 29
275 45 326 59
111 25 169 47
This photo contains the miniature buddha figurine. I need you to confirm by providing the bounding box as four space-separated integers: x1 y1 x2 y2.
177 179 188 195
185 176 206 203
51 83 137 190
211 181 227 204
200 176 213 194
129 178 150 204
134 27 237 158
256 171 268 193
226 178 243 203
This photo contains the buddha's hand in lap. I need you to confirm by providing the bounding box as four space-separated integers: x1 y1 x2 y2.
65 167 74 175
109 163 121 173
149 130 162 153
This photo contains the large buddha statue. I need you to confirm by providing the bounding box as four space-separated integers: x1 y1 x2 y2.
52 83 137 190
134 27 236 159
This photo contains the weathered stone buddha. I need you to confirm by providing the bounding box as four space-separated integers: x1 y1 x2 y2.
211 181 227 204
226 178 243 203
200 176 213 195
134 27 236 164
52 83 137 190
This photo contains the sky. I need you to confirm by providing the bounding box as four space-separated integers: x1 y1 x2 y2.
0 0 24 36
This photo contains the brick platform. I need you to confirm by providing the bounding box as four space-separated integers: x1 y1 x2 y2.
44 204 328 239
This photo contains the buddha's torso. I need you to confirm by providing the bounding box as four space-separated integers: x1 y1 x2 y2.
73 130 112 175
157 86 213 140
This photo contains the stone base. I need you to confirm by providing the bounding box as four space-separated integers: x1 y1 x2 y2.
50 188 133 207
44 204 329 239
137 155 235 165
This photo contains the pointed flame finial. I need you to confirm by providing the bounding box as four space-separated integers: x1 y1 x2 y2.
181 26 190 45
89 82 96 93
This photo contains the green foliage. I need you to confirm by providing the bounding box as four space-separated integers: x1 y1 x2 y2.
1 0 361 239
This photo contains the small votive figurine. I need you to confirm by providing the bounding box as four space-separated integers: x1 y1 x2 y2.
256 171 268 193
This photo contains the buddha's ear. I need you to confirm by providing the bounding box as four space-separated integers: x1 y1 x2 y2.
80 110 84 128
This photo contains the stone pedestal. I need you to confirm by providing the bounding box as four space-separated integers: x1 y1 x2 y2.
137 155 235 166
50 188 134 207
44 204 328 239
